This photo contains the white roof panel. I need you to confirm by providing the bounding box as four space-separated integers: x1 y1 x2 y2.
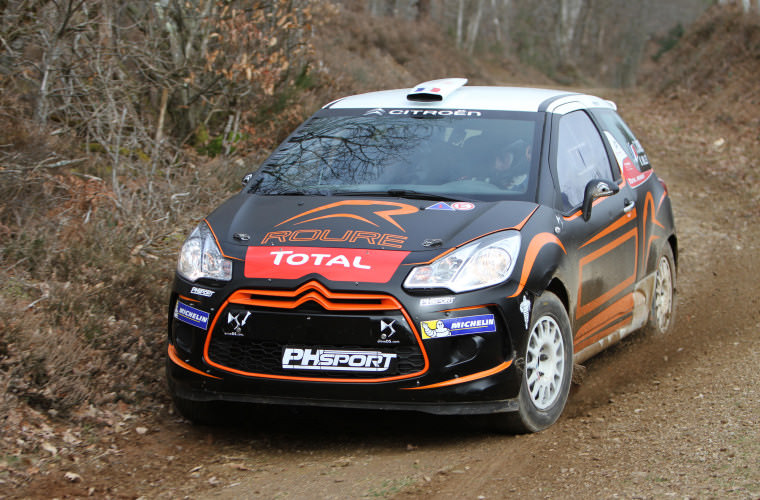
326 85 616 114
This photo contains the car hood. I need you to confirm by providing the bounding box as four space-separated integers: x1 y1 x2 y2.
207 195 538 257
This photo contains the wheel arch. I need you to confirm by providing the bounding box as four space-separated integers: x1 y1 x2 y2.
668 234 678 270
647 233 678 275
544 277 569 314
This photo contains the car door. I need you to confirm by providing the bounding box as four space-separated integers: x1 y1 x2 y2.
591 108 659 279
551 109 640 354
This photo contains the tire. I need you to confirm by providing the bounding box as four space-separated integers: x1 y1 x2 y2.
492 292 574 433
170 393 224 425
166 360 225 425
645 244 676 336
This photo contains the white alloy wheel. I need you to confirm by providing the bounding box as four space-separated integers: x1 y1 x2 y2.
525 315 566 410
653 255 674 332
490 291 572 433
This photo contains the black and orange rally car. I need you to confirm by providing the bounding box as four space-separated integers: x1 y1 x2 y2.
167 78 677 432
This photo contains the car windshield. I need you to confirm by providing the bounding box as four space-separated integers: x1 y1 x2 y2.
248 108 543 201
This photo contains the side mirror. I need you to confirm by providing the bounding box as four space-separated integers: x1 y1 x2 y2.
241 173 253 187
581 179 619 221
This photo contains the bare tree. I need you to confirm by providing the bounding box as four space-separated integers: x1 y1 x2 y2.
2 0 315 159
464 0 485 54
557 0 584 63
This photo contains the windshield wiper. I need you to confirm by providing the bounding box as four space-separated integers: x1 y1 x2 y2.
331 189 465 202
261 190 330 196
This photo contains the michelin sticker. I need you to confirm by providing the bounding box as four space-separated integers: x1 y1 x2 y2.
420 314 496 339
174 301 210 330
520 295 531 329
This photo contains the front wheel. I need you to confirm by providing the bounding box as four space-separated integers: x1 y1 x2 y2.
492 292 573 433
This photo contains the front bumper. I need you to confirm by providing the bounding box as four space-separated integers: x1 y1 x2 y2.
167 352 519 415
167 277 531 415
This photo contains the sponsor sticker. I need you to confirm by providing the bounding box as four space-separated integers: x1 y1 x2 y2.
425 202 475 211
622 157 652 188
425 202 455 211
282 348 397 372
174 301 210 330
261 229 407 249
190 286 214 298
386 109 483 117
420 314 497 339
604 131 653 188
631 140 650 168
419 296 455 307
271 200 417 235
225 311 251 337
520 295 531 330
244 246 409 283
378 319 399 344
451 202 475 211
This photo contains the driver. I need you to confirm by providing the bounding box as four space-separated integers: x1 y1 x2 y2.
489 139 531 190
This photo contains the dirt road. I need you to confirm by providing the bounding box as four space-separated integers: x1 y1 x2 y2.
13 91 760 499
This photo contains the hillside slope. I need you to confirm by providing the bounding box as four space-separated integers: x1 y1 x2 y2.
642 5 760 130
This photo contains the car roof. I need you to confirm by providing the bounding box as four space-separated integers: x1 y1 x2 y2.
324 78 617 114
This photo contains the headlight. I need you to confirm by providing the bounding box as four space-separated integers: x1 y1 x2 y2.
177 221 233 282
404 231 521 293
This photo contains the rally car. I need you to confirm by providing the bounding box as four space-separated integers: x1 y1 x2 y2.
167 78 677 432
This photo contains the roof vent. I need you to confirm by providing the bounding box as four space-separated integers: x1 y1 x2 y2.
406 78 468 102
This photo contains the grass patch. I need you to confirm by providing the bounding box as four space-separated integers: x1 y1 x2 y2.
366 477 417 498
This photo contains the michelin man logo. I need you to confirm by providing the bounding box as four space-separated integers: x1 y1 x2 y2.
421 320 451 338
421 314 496 340
520 295 531 330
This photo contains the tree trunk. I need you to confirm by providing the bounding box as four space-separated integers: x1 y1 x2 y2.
456 0 464 48
557 0 584 62
464 0 484 54
416 0 430 21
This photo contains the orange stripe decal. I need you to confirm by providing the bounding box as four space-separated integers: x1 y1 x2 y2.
204 218 244 262
576 228 638 318
404 207 539 267
574 320 628 353
402 360 513 390
580 209 637 249
290 213 378 227
574 294 634 346
168 344 222 379
513 206 539 231
562 180 625 222
657 190 667 212
508 233 566 298
641 191 667 266
439 304 498 313
274 200 418 233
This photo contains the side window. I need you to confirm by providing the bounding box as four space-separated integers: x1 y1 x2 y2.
595 109 651 172
556 111 614 210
